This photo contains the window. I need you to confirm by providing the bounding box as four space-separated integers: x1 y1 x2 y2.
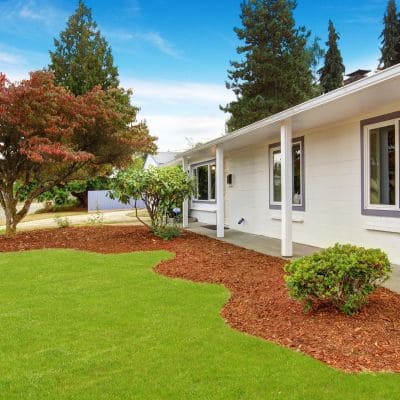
192 161 216 201
363 118 399 215
269 138 304 210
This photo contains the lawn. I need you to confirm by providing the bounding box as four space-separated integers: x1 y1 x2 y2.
0 249 399 400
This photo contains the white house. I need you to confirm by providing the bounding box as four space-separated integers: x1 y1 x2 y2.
174 64 400 264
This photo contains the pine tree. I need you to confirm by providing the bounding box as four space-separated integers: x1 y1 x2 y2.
319 20 345 94
220 0 315 132
379 0 400 69
49 0 119 95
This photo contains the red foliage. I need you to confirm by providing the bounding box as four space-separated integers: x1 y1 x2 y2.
0 72 95 163
0 71 156 235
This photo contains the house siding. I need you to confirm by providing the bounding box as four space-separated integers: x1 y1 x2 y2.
220 101 400 264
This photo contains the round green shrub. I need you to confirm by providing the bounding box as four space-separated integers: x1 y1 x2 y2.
152 226 181 241
284 244 392 315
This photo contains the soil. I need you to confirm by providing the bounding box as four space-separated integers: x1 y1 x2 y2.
0 225 399 373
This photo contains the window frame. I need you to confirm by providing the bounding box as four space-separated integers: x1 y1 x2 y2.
361 115 400 217
191 160 216 203
268 136 305 211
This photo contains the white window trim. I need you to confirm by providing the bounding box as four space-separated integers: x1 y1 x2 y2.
363 119 399 211
269 141 304 208
191 160 216 202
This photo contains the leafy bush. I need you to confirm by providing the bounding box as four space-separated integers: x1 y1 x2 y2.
54 216 71 228
36 199 80 214
152 225 181 240
111 165 194 235
87 207 104 226
284 244 392 315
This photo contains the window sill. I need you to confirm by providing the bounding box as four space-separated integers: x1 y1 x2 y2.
364 223 400 234
271 216 304 223
192 200 216 204
361 208 400 218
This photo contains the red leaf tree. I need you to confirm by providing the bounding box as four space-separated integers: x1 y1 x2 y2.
0 71 156 236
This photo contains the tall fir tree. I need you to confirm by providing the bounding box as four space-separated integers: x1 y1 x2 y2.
319 20 345 94
48 1 153 207
220 0 315 132
49 0 119 95
379 0 400 69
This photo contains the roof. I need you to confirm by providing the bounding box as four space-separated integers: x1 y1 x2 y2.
153 152 180 165
176 63 400 160
346 69 371 77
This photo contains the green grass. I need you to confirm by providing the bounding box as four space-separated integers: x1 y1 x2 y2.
0 249 399 399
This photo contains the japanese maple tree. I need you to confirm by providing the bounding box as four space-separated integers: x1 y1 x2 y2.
0 71 155 236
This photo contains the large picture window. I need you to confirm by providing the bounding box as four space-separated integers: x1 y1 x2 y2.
192 161 216 201
269 137 304 210
363 118 399 215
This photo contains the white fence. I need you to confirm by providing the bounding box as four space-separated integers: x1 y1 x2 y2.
88 190 145 212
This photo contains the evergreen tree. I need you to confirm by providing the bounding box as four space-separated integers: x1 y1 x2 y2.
220 0 315 132
49 0 119 95
319 20 345 94
379 0 400 69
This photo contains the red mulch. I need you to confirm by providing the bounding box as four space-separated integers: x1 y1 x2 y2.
1 225 399 373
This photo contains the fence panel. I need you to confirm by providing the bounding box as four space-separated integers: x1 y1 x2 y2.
88 190 145 211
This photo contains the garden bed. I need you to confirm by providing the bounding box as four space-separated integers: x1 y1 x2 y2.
0 225 399 373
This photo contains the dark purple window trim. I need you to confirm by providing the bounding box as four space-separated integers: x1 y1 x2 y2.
360 111 400 218
268 136 305 212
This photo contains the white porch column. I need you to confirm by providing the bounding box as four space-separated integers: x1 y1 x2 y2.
182 158 189 228
216 145 225 238
281 121 293 257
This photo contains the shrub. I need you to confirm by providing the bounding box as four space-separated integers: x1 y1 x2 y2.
54 216 71 228
152 225 181 240
87 207 104 226
284 244 392 315
110 165 194 233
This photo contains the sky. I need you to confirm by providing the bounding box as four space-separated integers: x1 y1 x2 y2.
0 0 388 151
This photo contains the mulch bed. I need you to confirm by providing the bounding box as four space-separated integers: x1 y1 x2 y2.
1 225 399 373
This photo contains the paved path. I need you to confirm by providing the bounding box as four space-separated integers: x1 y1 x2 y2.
0 210 149 231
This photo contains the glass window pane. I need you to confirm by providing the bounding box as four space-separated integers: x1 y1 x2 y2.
369 125 396 206
273 151 282 203
210 165 216 200
197 165 209 200
293 144 302 205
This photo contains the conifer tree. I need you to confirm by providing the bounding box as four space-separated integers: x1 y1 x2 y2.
379 0 400 69
48 1 153 207
221 0 315 132
319 20 345 93
49 0 119 95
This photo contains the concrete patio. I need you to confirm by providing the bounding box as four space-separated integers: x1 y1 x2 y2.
188 222 400 293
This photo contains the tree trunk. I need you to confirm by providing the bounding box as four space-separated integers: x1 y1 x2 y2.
1 188 32 238
3 192 19 238
5 218 17 237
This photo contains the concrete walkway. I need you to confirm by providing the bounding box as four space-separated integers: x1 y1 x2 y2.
188 222 400 293
0 210 149 231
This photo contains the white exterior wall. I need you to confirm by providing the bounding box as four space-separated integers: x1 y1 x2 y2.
222 102 400 264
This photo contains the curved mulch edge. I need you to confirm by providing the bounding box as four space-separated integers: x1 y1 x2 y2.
0 225 399 373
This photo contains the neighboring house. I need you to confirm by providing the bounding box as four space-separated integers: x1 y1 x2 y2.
144 152 180 169
176 64 400 264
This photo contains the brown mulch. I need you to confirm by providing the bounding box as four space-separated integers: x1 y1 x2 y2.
1 225 399 373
